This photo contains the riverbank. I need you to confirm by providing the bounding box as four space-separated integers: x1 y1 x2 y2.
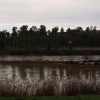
0 95 100 100
1 46 100 55
0 60 100 65
0 55 100 65
0 55 100 61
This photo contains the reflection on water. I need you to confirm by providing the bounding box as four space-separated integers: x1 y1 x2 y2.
0 64 100 83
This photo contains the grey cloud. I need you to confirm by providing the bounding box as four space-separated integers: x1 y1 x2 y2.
0 0 100 32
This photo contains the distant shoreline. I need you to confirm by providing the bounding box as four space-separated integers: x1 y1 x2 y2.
0 55 100 65
0 60 100 65
1 46 100 55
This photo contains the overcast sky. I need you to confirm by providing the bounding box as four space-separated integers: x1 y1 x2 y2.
0 0 100 32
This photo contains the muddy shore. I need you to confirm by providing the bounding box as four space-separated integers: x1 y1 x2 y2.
0 55 100 65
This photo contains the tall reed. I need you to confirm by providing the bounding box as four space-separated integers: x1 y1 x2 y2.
0 76 100 97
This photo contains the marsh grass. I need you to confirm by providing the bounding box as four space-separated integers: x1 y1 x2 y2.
0 76 100 97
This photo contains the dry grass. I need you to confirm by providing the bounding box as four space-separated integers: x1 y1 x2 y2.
0 76 100 97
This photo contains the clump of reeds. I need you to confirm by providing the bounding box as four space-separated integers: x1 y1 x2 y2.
0 75 100 97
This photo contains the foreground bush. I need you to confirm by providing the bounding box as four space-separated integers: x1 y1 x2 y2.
0 76 100 97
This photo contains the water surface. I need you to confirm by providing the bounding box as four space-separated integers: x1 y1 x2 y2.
0 63 100 83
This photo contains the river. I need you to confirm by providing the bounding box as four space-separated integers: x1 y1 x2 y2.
0 62 100 83
0 55 100 82
0 55 100 96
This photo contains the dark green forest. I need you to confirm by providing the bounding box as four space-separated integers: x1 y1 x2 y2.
0 25 100 55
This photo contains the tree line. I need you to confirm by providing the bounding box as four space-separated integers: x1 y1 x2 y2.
0 25 99 38
0 25 100 50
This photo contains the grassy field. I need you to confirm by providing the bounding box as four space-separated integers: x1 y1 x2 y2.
0 95 100 100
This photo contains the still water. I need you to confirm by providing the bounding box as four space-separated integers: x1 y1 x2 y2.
0 63 100 82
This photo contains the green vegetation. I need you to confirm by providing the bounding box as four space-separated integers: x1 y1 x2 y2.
5 30 100 47
1 25 100 47
0 95 100 100
0 25 100 55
